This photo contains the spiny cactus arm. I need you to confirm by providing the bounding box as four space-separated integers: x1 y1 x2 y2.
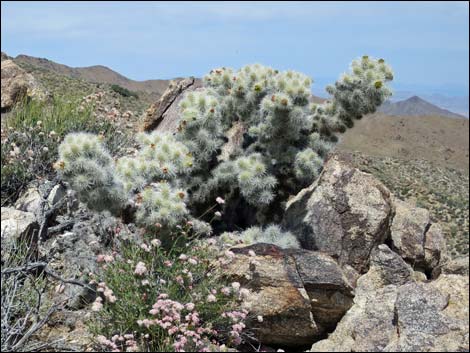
294 148 324 185
116 132 193 193
320 56 393 128
177 90 225 169
233 154 277 206
55 132 126 215
134 182 189 230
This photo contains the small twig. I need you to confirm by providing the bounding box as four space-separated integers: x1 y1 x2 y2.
47 221 74 236
1 261 96 293
10 304 57 352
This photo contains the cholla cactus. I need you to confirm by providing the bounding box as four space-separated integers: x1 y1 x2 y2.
179 56 393 212
319 55 394 130
54 133 125 215
201 153 277 206
135 182 189 230
56 56 393 241
294 148 323 183
56 131 195 234
116 132 193 193
178 91 225 170
220 224 300 249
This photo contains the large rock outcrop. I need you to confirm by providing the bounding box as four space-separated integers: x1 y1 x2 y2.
141 77 202 132
283 155 449 276
220 243 355 347
390 198 448 273
310 245 469 352
283 155 394 273
1 59 46 111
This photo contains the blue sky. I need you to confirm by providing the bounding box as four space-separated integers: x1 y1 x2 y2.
1 1 469 97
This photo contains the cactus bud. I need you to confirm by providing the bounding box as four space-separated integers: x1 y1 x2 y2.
53 160 65 170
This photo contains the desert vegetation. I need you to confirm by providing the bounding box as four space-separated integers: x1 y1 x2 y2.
55 56 393 239
2 52 468 353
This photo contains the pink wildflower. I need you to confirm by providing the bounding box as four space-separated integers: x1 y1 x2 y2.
221 287 231 296
91 297 103 311
231 282 240 291
151 238 161 247
207 294 217 303
134 261 147 276
140 243 151 252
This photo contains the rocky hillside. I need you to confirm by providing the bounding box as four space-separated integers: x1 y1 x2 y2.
2 155 468 351
14 54 172 98
337 112 469 171
335 112 469 258
379 95 466 119
1 56 468 352
2 52 171 118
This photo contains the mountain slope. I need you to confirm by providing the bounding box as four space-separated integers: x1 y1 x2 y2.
337 112 469 171
378 96 466 119
13 54 171 97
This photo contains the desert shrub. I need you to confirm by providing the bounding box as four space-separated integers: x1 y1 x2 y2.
56 56 393 236
110 84 139 99
1 97 128 205
89 232 251 352
1 237 50 352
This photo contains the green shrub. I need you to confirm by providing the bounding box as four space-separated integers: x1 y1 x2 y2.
89 233 249 352
110 84 139 99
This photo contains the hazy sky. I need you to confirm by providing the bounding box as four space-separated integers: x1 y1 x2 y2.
2 1 469 96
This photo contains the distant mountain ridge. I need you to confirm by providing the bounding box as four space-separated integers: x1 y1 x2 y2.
391 91 469 117
13 54 172 97
378 96 467 119
5 53 467 119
